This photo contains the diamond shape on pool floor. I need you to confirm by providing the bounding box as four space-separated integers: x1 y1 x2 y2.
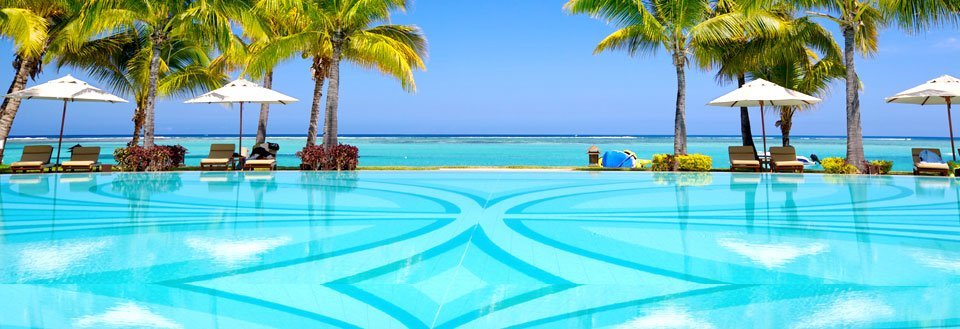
413 267 486 305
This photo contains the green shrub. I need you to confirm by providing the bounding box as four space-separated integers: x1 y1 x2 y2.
651 154 673 171
651 153 713 172
677 154 712 172
869 160 893 174
821 157 858 174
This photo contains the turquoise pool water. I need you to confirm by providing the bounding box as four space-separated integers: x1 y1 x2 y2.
1 171 959 328
3 135 957 171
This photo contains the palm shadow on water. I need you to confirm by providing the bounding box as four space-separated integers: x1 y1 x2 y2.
244 171 278 217
653 172 713 275
298 171 359 253
730 173 760 232
111 172 184 222
772 174 804 224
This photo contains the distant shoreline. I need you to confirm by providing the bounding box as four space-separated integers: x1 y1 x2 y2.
5 134 952 140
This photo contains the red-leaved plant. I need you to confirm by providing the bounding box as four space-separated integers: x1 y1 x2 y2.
296 144 359 170
114 145 187 172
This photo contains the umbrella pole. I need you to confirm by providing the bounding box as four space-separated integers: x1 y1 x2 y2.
947 98 956 162
760 102 767 171
55 100 68 166
239 102 244 152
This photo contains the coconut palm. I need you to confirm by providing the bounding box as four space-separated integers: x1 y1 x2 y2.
0 0 79 161
80 0 251 147
565 0 779 156
252 0 427 148
749 12 843 146
54 31 228 146
743 0 959 169
697 1 784 148
228 1 302 145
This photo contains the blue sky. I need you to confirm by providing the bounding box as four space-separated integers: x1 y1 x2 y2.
2 0 959 137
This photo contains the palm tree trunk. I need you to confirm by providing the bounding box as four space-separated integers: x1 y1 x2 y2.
306 57 326 146
256 70 273 145
0 56 38 161
780 108 793 147
673 54 687 157
129 105 144 146
842 25 865 170
738 74 754 147
143 41 162 148
322 40 344 149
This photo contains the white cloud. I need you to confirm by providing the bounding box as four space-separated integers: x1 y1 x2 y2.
186 236 291 267
74 302 182 329
17 240 111 280
935 37 960 49
717 238 828 269
614 306 715 329
792 292 894 329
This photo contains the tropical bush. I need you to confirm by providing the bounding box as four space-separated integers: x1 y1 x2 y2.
652 153 712 172
677 154 712 172
821 157 859 174
651 154 674 171
113 145 187 172
297 144 359 171
868 160 893 175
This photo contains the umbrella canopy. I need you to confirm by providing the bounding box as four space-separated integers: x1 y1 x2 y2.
708 78 821 107
885 75 960 161
185 78 298 157
6 75 128 103
185 78 297 105
708 79 822 168
4 75 128 165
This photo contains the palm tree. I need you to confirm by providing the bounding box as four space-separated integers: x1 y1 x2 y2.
0 0 76 161
565 0 778 156
749 13 843 146
697 1 783 148
55 31 228 146
255 0 427 148
81 0 250 147
744 0 959 169
230 1 301 145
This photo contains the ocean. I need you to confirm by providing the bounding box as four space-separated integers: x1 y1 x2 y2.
1 135 955 172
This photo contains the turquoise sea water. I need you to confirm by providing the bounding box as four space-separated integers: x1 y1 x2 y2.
2 135 957 171
1 171 958 328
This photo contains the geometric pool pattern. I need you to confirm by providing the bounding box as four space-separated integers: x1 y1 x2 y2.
1 171 959 328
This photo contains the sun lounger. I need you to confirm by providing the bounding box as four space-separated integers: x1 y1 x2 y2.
912 148 949 176
728 146 761 172
769 146 804 173
200 144 237 170
243 147 277 171
10 145 54 173
62 146 101 172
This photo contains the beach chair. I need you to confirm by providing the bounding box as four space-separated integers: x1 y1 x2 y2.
728 146 761 172
62 147 101 172
911 148 949 176
243 146 277 171
10 145 54 173
769 146 804 173
200 144 237 170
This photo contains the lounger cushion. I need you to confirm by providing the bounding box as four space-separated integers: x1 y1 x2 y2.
201 159 231 164
63 161 96 167
917 162 950 170
731 160 760 166
245 159 276 166
11 161 45 167
774 161 804 167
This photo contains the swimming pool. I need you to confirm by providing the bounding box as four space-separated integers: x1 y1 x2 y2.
1 171 958 328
